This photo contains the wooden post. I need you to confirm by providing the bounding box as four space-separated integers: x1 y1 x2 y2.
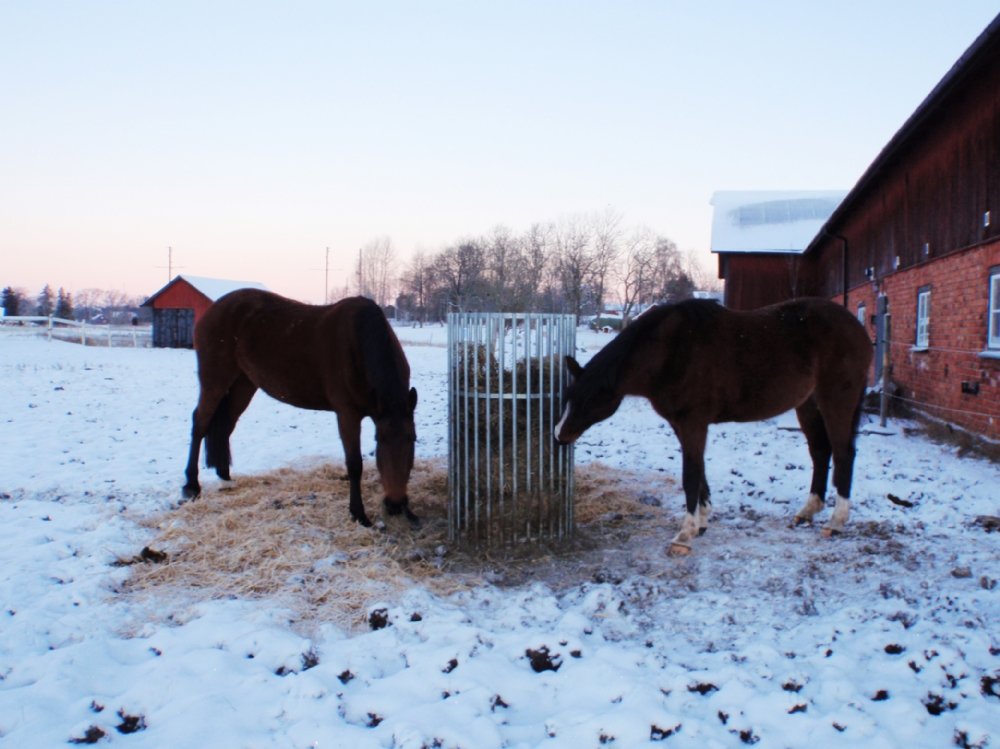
132 328 137 348
879 314 891 428
47 315 52 342
107 327 112 348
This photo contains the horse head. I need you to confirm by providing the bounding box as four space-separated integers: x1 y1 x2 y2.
554 355 624 444
374 386 419 522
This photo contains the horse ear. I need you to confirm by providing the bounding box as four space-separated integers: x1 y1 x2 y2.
565 356 583 380
408 387 418 412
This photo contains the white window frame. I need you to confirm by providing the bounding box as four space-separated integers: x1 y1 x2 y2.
915 288 930 349
989 270 1000 349
857 302 866 327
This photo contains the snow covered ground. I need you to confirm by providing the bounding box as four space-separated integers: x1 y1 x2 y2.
2 324 999 748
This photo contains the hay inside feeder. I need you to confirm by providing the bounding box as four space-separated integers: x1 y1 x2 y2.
451 334 573 546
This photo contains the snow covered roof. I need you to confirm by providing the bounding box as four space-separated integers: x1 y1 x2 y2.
177 275 269 302
710 190 848 254
144 275 270 305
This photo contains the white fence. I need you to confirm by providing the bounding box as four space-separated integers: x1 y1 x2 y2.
0 316 152 348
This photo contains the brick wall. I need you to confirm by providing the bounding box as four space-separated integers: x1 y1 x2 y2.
838 238 1000 437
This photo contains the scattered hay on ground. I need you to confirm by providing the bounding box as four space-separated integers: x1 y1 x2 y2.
123 459 679 631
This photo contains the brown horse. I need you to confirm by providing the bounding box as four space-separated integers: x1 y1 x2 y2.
182 290 419 528
554 297 872 555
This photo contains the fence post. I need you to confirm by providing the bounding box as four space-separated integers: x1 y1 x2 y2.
132 328 137 348
81 323 86 346
47 315 52 342
879 313 891 428
107 327 112 348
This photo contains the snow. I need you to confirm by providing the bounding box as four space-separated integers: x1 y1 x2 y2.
710 190 848 253
155 275 270 304
2 325 1000 748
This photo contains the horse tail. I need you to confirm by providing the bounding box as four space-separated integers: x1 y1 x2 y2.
355 300 406 412
204 391 233 470
851 386 866 439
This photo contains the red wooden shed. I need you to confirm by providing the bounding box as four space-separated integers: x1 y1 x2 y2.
142 275 269 349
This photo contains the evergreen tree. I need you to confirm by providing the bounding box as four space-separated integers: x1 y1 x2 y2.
2 286 19 317
36 285 54 316
55 288 74 320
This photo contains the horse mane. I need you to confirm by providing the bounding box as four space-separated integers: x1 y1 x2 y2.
354 299 409 414
584 299 722 391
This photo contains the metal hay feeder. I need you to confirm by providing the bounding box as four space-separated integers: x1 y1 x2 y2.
447 312 576 547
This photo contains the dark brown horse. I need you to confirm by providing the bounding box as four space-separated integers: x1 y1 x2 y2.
182 290 419 528
554 298 872 555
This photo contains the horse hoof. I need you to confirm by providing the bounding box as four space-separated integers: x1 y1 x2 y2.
353 513 373 528
820 527 840 538
407 515 423 530
793 516 809 526
181 484 201 500
697 527 708 537
669 543 691 556
216 470 231 481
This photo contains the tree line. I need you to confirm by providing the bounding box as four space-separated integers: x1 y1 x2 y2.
1 285 149 325
337 209 719 326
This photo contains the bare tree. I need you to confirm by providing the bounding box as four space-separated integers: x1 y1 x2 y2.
617 226 656 326
683 248 722 292
588 207 623 317
357 235 397 307
554 215 594 318
400 250 431 326
431 239 486 314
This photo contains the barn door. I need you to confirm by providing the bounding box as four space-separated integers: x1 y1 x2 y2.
153 308 195 348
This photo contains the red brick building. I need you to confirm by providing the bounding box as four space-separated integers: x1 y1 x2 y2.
715 13 1000 438
143 275 268 348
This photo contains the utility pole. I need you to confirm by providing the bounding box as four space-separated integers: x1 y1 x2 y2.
357 247 363 298
155 246 184 283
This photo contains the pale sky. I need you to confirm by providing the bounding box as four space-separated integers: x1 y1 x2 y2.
2 1 997 303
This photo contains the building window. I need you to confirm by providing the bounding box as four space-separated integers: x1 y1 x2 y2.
916 287 930 349
989 270 1000 349
857 302 866 327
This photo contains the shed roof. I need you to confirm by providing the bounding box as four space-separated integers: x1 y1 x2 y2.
710 190 847 254
143 275 269 306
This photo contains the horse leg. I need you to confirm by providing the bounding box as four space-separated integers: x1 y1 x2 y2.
793 396 832 526
337 412 372 527
816 393 863 537
669 422 708 556
697 476 712 536
183 382 230 499
209 373 257 481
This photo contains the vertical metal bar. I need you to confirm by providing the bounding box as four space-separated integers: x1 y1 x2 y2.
510 315 521 543
447 313 454 540
498 315 505 546
545 315 566 539
473 316 481 545
485 316 493 546
462 314 471 543
525 316 532 539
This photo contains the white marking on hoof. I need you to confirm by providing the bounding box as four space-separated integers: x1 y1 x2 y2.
822 495 850 536
670 512 699 553
697 500 712 533
669 543 691 556
554 404 571 442
794 493 825 525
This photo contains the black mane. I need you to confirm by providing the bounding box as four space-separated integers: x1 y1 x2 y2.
355 299 409 414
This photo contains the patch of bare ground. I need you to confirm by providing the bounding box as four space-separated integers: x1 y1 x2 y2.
123 459 678 630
